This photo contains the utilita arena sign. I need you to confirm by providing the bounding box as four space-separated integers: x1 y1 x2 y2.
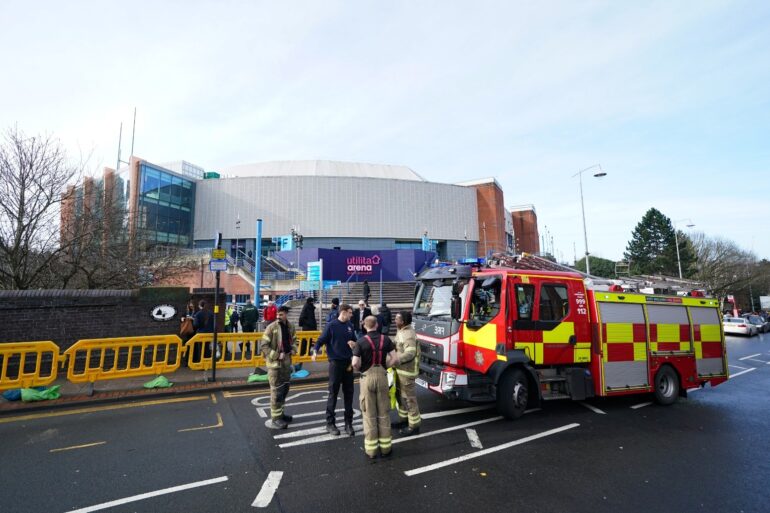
347 254 381 275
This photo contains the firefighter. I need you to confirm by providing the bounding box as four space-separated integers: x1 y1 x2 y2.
352 316 399 459
392 310 421 435
260 305 297 429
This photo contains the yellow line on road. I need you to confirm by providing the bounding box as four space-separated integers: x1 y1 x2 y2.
50 441 107 453
0 395 211 425
223 381 337 398
211 393 218 404
178 412 223 432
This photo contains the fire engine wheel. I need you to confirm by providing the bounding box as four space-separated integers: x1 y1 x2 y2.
653 366 679 406
497 368 529 419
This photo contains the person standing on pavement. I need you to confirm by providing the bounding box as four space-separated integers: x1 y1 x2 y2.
312 303 357 436
230 304 240 333
392 311 421 436
379 303 392 334
260 305 297 429
352 300 372 338
240 300 258 332
263 301 277 325
326 297 340 324
352 316 399 459
298 296 318 331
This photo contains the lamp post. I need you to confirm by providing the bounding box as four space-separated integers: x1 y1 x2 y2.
235 214 241 264
673 218 695 279
572 164 607 276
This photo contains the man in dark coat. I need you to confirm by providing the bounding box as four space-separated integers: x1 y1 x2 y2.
298 296 318 331
351 300 372 338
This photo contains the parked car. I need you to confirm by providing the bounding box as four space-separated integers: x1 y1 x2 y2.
723 317 758 336
745 314 770 333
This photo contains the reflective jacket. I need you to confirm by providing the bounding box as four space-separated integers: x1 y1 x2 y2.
394 326 419 378
260 320 297 369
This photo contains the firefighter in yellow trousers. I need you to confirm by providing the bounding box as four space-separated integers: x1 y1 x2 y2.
261 305 297 429
393 311 421 435
352 316 400 459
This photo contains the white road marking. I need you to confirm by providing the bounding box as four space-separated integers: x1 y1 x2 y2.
630 402 652 410
251 393 327 407
278 430 361 447
739 353 761 361
730 368 757 378
255 399 329 418
580 402 606 415
404 423 581 476
393 417 502 445
67 476 228 513
742 358 767 364
273 421 363 438
728 364 749 370
420 405 494 419
251 471 283 508
466 429 483 449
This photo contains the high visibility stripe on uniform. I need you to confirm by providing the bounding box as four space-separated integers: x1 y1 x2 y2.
379 438 392 449
408 413 421 424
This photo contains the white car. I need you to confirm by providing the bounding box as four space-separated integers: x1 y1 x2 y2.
723 317 758 336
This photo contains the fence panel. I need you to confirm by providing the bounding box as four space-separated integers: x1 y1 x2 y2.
0 341 61 391
63 335 183 384
185 331 326 370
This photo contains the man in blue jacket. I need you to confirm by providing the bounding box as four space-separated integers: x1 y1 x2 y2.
312 303 357 436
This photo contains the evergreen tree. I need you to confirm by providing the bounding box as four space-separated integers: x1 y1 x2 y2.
624 208 696 276
574 256 616 278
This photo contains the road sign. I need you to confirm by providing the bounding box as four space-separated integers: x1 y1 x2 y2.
307 261 322 282
323 280 340 290
300 281 321 291
211 249 226 259
209 259 228 272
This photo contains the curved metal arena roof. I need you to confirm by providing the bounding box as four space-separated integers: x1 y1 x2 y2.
222 160 425 182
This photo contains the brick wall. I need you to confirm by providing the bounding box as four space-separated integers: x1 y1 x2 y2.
511 208 540 253
472 182 507 255
0 287 206 351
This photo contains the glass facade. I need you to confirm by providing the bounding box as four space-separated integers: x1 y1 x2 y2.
137 163 196 247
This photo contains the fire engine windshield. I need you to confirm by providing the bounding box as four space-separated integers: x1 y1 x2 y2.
414 279 468 318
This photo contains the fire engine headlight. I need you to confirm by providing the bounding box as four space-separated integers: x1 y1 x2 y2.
442 371 457 392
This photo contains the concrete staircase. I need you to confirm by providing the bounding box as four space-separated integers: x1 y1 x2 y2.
282 281 416 334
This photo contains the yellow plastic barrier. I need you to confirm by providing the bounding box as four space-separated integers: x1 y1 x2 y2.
185 330 326 371
0 341 61 391
63 335 184 384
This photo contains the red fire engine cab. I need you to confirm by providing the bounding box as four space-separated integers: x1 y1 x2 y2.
413 264 728 418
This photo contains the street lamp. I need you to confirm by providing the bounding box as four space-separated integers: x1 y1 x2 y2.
572 164 607 276
673 218 695 279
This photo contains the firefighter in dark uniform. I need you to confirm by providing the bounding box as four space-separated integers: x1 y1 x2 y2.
352 316 400 459
260 305 297 429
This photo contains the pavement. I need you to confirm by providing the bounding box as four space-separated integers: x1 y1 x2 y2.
0 361 331 414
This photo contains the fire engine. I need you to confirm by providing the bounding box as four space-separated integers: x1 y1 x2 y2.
413 262 728 419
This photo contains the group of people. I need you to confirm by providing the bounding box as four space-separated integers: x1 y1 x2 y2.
262 300 421 459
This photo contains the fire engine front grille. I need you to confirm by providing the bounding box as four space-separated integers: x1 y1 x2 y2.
419 341 444 386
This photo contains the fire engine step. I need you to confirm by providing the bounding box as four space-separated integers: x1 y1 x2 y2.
541 392 572 401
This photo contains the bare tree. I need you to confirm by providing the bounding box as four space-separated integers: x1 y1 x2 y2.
691 232 757 301
0 128 82 289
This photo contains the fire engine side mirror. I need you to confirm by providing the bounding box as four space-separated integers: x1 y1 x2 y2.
451 295 462 321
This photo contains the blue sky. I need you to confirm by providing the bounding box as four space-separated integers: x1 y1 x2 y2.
1 1 768 261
